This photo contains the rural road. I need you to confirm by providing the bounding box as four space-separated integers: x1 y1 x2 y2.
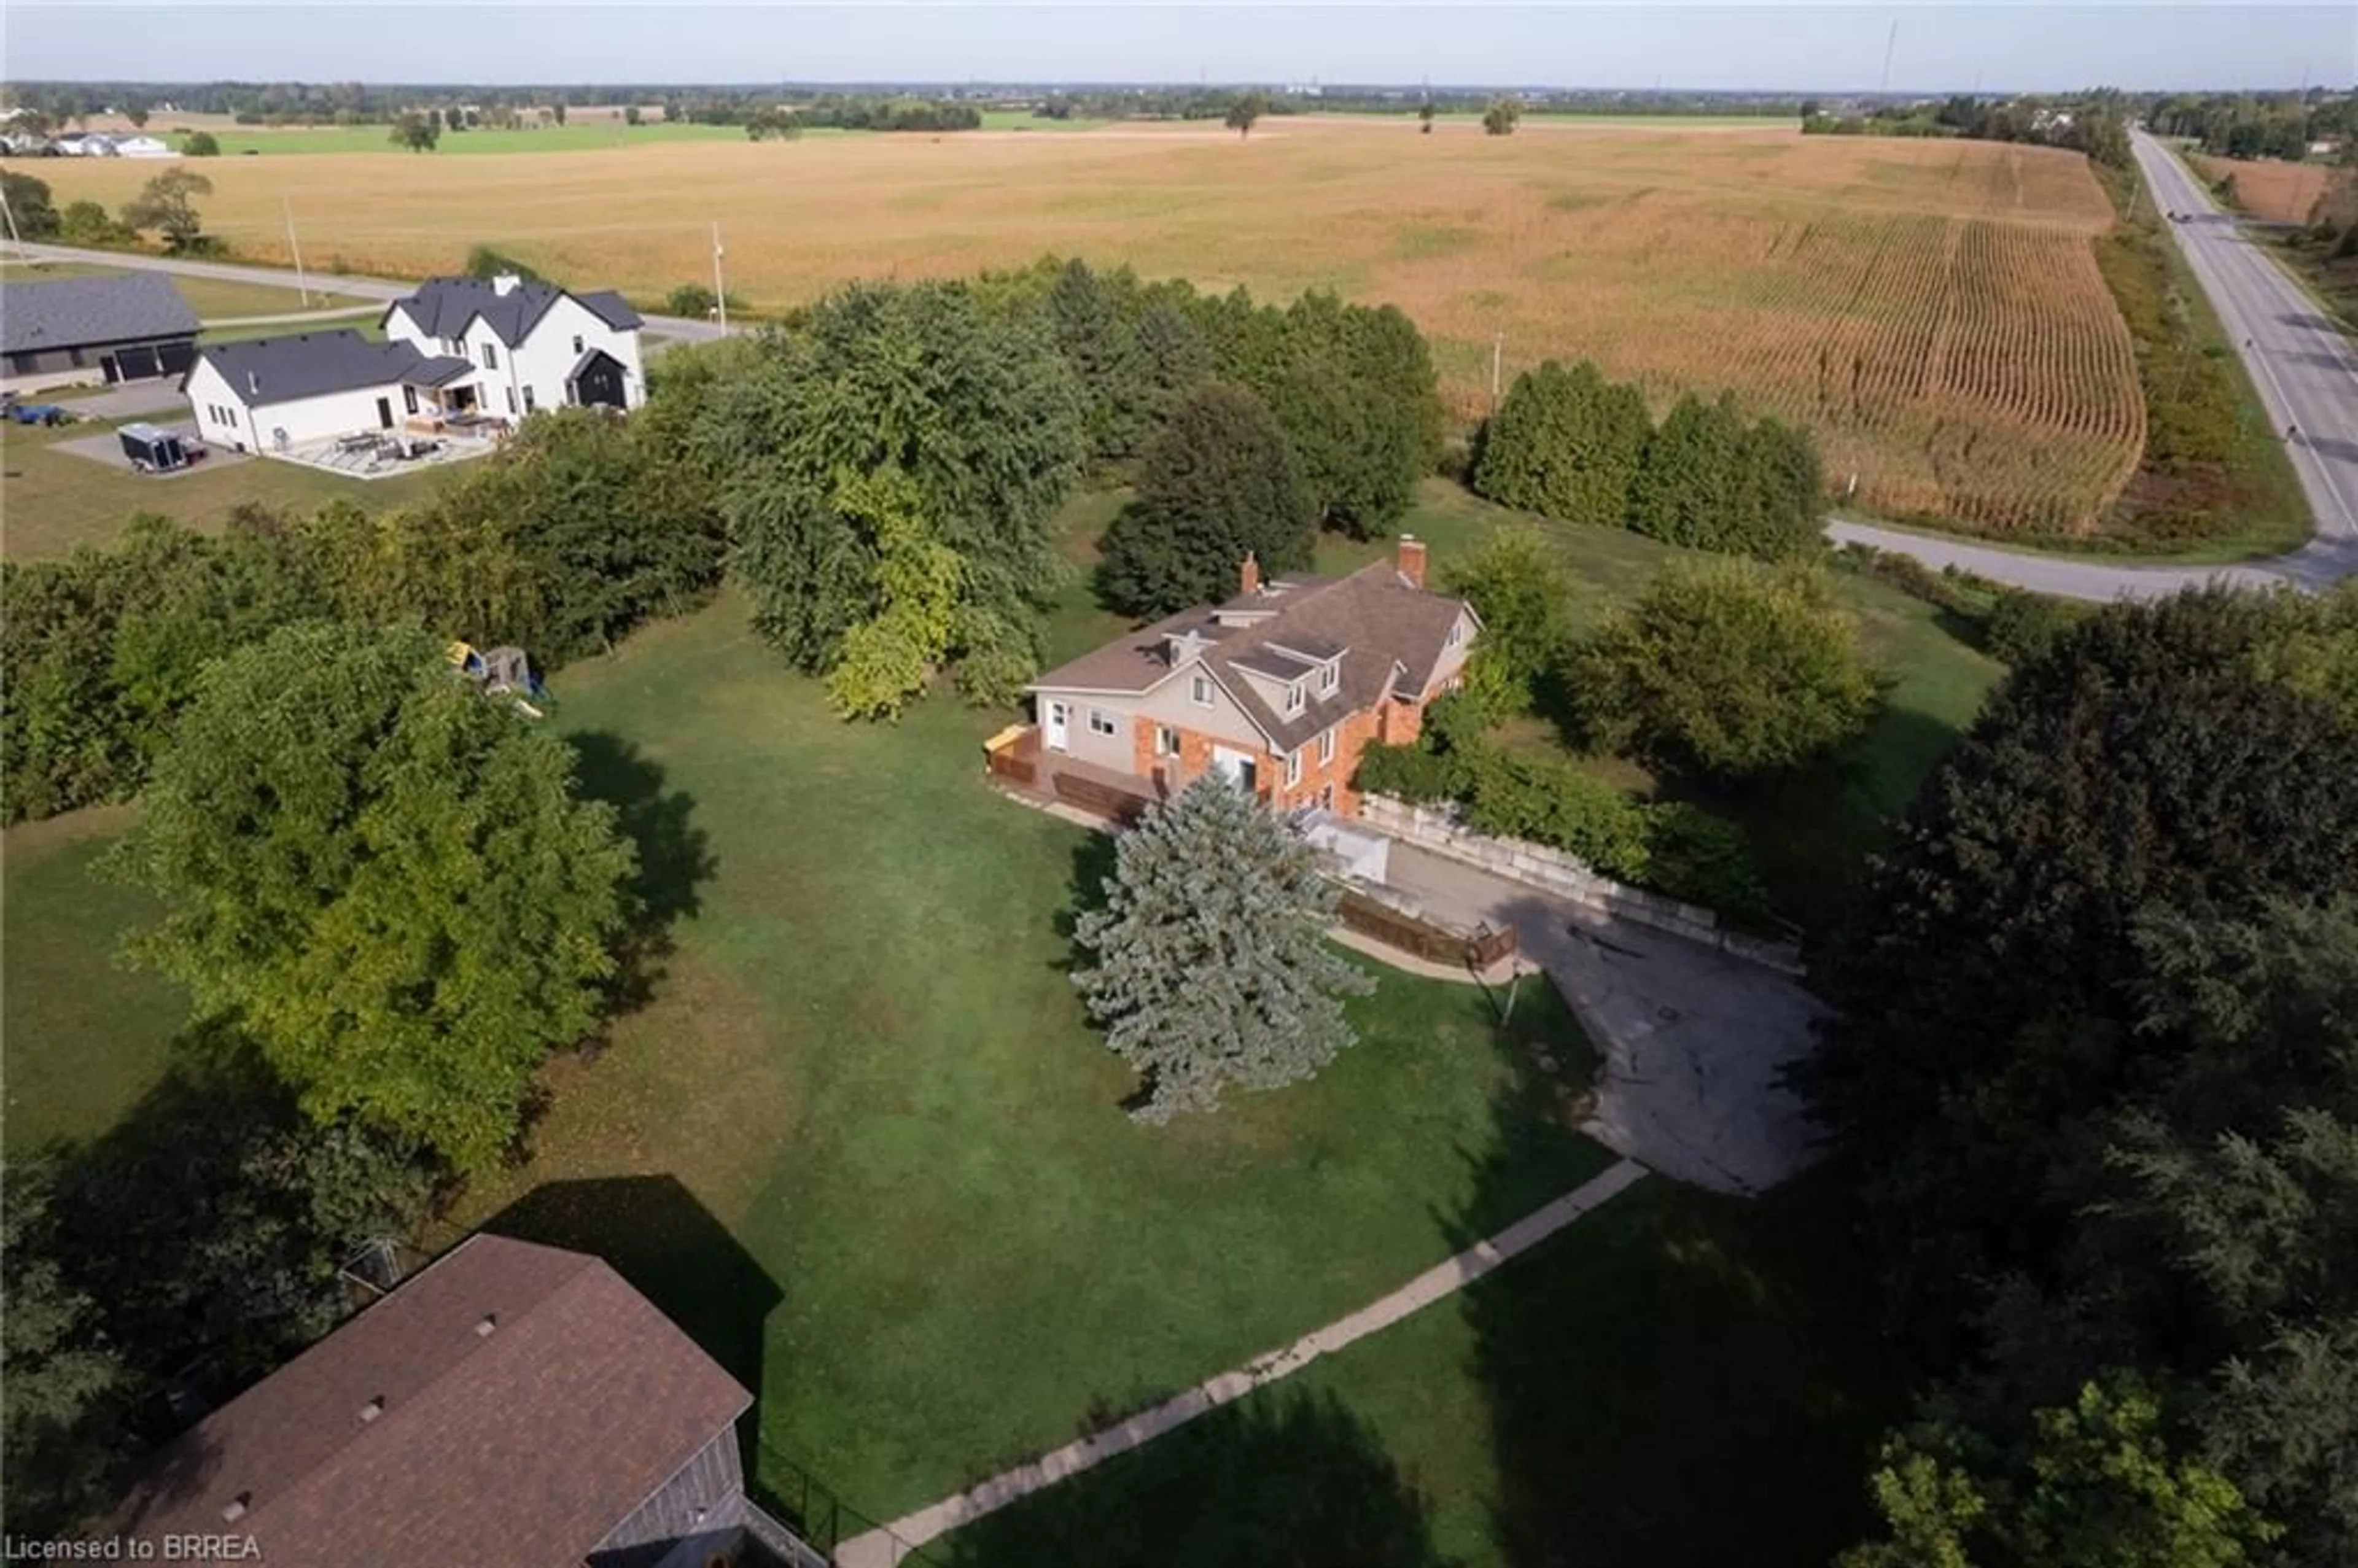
1832 129 2358 600
0 239 733 345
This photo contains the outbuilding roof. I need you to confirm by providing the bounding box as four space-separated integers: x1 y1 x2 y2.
0 271 200 355
192 330 473 407
107 1233 751 1568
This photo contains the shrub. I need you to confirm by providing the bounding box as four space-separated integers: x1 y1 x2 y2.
666 282 718 317
1352 740 1464 804
462 244 549 284
1982 589 2092 666
1572 560 1880 780
1457 746 1656 882
1643 803 1774 923
182 131 220 157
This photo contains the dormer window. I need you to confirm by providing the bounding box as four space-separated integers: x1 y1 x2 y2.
1285 683 1304 715
1318 662 1338 695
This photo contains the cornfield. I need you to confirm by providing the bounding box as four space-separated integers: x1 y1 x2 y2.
2193 153 2336 227
39 118 2146 538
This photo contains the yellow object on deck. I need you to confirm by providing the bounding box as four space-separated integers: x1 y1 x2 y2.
982 723 1030 755
446 640 477 669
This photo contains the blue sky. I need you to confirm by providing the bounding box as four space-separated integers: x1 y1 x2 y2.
5 3 2350 91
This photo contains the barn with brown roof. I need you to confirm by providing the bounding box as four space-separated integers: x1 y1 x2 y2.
105 1233 821 1568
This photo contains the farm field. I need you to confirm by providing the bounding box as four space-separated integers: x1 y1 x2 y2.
2192 152 2335 225
30 117 2144 540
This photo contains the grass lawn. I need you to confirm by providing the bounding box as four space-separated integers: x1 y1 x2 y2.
1 417 440 559
0 807 185 1153
405 592 1617 1532
940 1174 1900 1568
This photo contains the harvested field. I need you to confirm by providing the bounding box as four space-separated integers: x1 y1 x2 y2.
2193 153 2336 226
36 118 2143 537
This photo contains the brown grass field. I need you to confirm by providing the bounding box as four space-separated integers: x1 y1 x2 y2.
2193 153 2336 227
36 118 2143 536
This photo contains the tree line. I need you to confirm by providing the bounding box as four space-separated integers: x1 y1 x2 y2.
2145 90 2355 162
1471 358 1827 560
1808 585 2358 1564
1803 96 2133 169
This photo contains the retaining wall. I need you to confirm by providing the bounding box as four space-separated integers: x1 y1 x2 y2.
1357 794 1807 976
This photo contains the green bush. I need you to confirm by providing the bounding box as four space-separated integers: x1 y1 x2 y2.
1643 803 1774 923
1457 747 1656 882
1471 359 1651 529
1982 589 2091 666
1351 740 1463 804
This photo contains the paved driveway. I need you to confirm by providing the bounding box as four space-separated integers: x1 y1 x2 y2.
52 381 189 421
1376 842 1823 1195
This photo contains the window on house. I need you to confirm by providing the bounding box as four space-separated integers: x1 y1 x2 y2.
521 385 536 413
572 334 584 355
1154 726 1180 758
1286 683 1304 715
1285 750 1303 786
1088 709 1118 737
1318 730 1336 766
1319 662 1338 694
1447 620 1465 647
402 386 419 415
505 387 518 415
1191 674 1213 707
481 342 499 370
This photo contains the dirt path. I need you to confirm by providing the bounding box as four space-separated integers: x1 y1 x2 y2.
832 1158 1649 1567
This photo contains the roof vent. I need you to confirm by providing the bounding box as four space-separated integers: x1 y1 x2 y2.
359 1396 384 1423
221 1493 250 1523
246 371 259 397
475 1313 497 1337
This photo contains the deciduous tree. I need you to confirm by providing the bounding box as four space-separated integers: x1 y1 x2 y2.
1571 560 1879 778
0 169 60 237
109 622 634 1172
1072 777 1374 1123
117 167 212 252
1439 526 1574 715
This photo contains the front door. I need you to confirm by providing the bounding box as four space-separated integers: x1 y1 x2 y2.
1045 700 1070 753
376 397 394 430
1211 745 1256 793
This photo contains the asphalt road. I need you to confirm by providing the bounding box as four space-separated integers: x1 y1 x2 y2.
1 239 733 346
1833 130 2358 601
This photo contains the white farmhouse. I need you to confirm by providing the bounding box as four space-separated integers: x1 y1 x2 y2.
181 273 645 459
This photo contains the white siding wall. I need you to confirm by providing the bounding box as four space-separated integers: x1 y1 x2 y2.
384 292 644 419
184 359 397 451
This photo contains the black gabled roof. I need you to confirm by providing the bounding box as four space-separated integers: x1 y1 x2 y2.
0 272 199 355
193 331 470 408
386 277 643 348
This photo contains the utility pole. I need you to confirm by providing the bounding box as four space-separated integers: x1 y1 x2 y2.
0 182 21 252
711 222 728 333
1490 332 1503 417
282 198 309 306
1879 18 1899 95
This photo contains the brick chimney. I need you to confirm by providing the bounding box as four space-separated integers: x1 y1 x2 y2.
1396 534 1427 590
1239 551 1261 596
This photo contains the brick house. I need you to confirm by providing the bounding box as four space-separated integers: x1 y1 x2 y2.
104 1233 821 1568
1023 536 1478 818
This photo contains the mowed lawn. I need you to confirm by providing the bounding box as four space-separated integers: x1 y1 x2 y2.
0 807 185 1151
941 1176 1899 1568
1 416 440 559
423 592 1616 1527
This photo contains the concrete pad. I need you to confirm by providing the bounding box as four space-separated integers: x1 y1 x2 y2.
51 427 252 480
1378 842 1824 1195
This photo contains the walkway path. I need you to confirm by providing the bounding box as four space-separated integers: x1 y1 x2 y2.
1828 130 2358 601
832 1158 1649 1568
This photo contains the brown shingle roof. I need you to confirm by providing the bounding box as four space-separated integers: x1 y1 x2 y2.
1031 560 1473 753
107 1234 750 1568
